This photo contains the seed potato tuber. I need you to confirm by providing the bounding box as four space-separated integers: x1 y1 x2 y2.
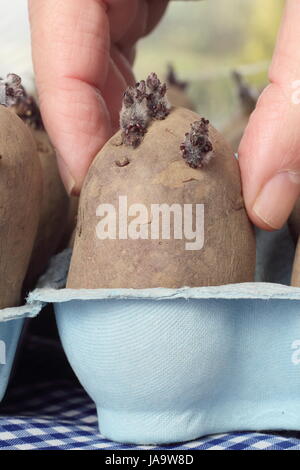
67 74 255 289
0 75 42 307
290 199 300 286
291 238 300 286
288 198 300 245
222 71 259 153
11 89 70 288
166 65 195 111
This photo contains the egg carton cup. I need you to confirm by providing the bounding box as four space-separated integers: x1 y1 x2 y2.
0 300 43 402
0 249 70 403
23 226 300 444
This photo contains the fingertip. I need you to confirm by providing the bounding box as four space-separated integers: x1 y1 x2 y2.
237 82 300 231
252 171 300 231
40 78 112 194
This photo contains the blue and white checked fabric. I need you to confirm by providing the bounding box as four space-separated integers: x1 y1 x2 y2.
1 380 300 450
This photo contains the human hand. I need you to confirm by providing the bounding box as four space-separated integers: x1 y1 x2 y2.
239 0 300 231
28 0 168 195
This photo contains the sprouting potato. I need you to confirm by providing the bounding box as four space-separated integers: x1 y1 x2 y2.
222 71 259 153
67 74 255 289
289 199 300 286
11 88 70 288
288 198 300 245
0 74 42 307
166 64 195 111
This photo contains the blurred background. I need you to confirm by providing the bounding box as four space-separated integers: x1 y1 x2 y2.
135 0 285 129
0 0 284 130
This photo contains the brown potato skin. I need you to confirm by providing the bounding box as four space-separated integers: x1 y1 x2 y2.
59 196 79 251
222 112 250 153
288 198 300 245
291 237 300 286
67 107 255 289
289 199 300 287
167 86 195 111
0 107 42 308
24 130 70 288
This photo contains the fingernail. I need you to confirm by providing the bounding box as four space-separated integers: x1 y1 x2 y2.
253 171 300 229
56 153 76 196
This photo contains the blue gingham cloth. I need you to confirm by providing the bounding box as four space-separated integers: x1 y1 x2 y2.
1 380 300 450
0 333 300 450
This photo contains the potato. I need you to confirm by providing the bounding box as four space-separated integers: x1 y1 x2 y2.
289 198 300 286
291 236 300 286
166 65 195 111
222 113 250 154
288 198 300 244
11 91 70 288
58 196 79 251
67 74 255 289
222 71 258 153
167 87 195 111
0 106 42 308
24 129 70 287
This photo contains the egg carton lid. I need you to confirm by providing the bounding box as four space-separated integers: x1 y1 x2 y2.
0 299 43 323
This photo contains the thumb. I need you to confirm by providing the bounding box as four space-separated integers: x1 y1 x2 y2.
29 0 112 195
239 0 300 231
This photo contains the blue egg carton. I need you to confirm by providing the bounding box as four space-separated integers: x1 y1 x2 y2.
1 226 298 444
20 225 300 445
0 303 42 402
0 250 71 402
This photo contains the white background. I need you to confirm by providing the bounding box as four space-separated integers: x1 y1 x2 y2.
0 0 33 88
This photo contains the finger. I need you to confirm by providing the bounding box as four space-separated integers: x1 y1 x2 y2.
29 0 112 194
145 0 169 35
117 0 149 49
239 0 300 231
117 0 168 63
102 46 136 139
106 0 139 43
116 45 136 66
102 56 128 132
111 45 136 86
116 0 169 48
